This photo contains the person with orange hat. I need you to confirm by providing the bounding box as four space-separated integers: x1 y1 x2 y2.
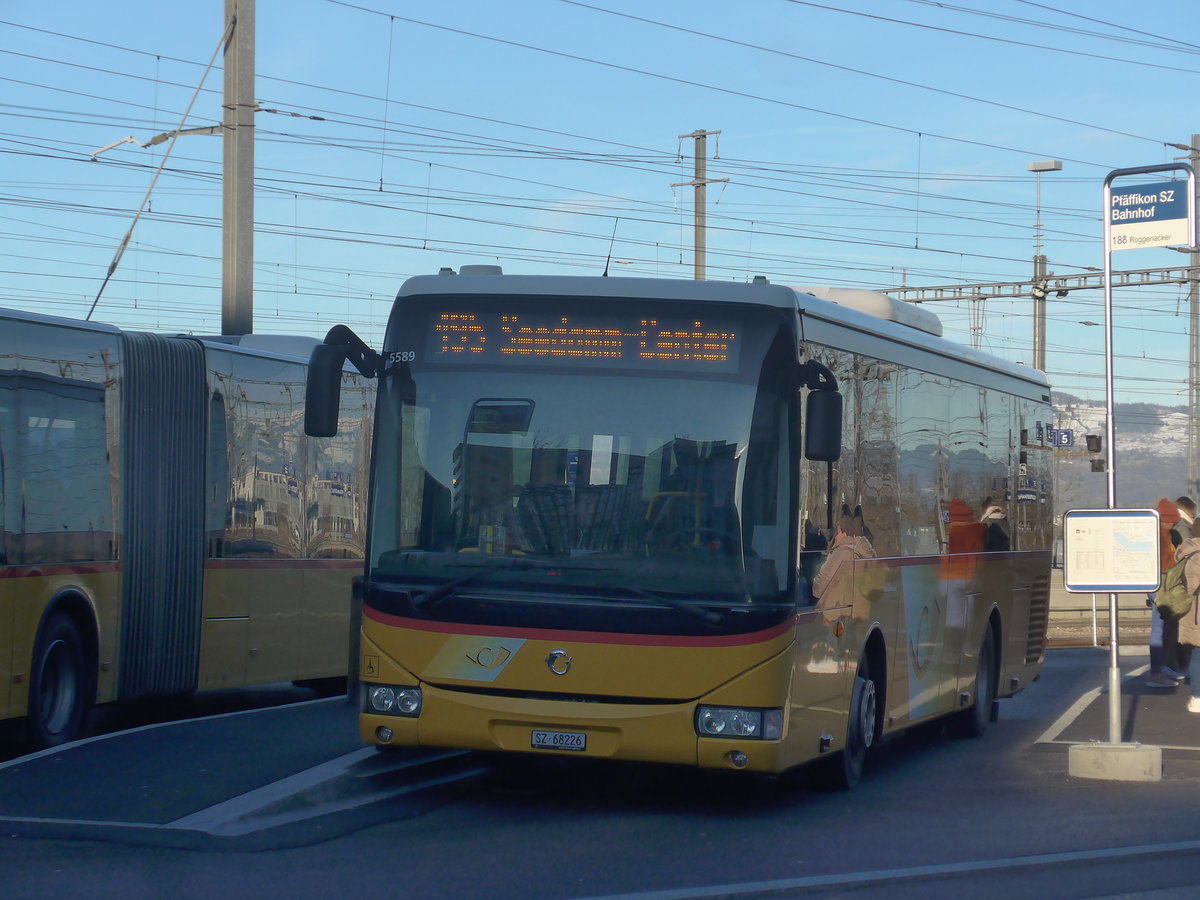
1147 497 1187 687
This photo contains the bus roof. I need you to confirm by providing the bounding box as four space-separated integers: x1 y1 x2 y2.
191 333 322 361
0 305 124 335
394 267 1050 395
0 306 322 366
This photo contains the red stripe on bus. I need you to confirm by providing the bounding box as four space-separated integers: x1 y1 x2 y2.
362 605 797 648
1 558 364 577
205 558 364 570
0 562 119 579
861 550 1045 568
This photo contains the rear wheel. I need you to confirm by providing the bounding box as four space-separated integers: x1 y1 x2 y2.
949 623 996 739
27 613 90 750
812 654 877 790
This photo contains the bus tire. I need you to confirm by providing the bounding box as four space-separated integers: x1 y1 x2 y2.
27 612 91 750
949 622 996 739
813 655 877 790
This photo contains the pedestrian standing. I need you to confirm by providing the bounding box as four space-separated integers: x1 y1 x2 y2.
1147 498 1185 687
1176 532 1200 713
1172 496 1198 675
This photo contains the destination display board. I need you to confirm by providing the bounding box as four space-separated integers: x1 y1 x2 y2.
423 309 743 372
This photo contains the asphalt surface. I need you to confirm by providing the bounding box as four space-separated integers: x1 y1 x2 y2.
1039 657 1200 756
2 650 1198 851
0 696 488 849
1 698 361 825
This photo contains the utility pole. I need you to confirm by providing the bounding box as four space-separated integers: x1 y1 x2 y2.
1028 160 1063 373
223 0 255 335
673 130 728 281
1031 252 1048 371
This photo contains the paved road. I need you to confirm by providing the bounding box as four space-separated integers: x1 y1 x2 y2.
3 647 1200 900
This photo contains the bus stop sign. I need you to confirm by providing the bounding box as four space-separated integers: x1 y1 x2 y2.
1109 181 1190 250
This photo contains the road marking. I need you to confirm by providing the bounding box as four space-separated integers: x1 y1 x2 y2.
1033 664 1150 745
1035 683 1107 744
0 695 344 773
572 839 1200 900
166 747 377 833
0 743 485 840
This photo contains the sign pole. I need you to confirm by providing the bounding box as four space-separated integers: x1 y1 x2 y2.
1101 176 1122 744
1101 163 1196 748
1063 508 1162 779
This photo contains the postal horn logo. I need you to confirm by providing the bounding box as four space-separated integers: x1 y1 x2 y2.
465 646 513 669
546 648 572 676
435 636 524 682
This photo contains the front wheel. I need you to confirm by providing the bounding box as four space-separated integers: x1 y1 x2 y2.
27 613 91 750
812 654 877 790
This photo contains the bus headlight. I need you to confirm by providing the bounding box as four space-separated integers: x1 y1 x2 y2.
365 684 423 717
695 706 782 740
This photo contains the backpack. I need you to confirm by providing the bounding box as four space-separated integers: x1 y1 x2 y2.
1158 551 1199 620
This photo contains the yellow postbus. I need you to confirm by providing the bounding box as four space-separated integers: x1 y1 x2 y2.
0 308 372 749
305 268 1052 787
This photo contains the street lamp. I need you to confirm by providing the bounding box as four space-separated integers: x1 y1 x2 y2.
1028 159 1063 257
1028 159 1063 372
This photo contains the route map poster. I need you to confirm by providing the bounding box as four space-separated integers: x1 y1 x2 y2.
1063 508 1160 594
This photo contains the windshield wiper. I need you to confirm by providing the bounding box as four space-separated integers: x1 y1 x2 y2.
408 559 534 610
409 558 603 610
620 587 728 626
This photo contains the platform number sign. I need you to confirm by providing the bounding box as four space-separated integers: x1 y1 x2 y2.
1050 428 1074 447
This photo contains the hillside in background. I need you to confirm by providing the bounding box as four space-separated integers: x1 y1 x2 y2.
1053 393 1189 516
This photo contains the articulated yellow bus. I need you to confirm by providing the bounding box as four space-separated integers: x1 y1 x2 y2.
0 308 372 748
306 268 1052 787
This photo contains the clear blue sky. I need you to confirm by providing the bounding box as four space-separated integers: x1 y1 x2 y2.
3 0 1198 405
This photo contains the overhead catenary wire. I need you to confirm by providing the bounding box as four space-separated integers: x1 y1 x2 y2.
557 0 1167 148
1 1 1194 409
0 7 1161 267
783 0 1200 75
313 1 1172 168
84 16 233 321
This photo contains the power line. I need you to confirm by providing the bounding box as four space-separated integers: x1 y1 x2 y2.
1009 0 1200 52
316 0 1156 168
783 0 1200 75
559 0 1164 146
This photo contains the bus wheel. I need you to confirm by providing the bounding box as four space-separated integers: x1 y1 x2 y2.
949 623 996 739
813 655 877 790
28 613 90 750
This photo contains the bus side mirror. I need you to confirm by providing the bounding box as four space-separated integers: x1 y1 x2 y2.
805 389 842 462
801 358 842 462
305 343 349 437
305 325 380 438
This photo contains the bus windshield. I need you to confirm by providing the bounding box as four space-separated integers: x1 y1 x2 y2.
367 296 798 636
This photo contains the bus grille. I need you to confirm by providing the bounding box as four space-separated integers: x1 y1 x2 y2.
1025 573 1051 664
434 683 685 706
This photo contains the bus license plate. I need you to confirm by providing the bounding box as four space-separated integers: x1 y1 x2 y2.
531 729 586 751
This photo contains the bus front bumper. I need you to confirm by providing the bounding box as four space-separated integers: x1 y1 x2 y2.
360 684 794 773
